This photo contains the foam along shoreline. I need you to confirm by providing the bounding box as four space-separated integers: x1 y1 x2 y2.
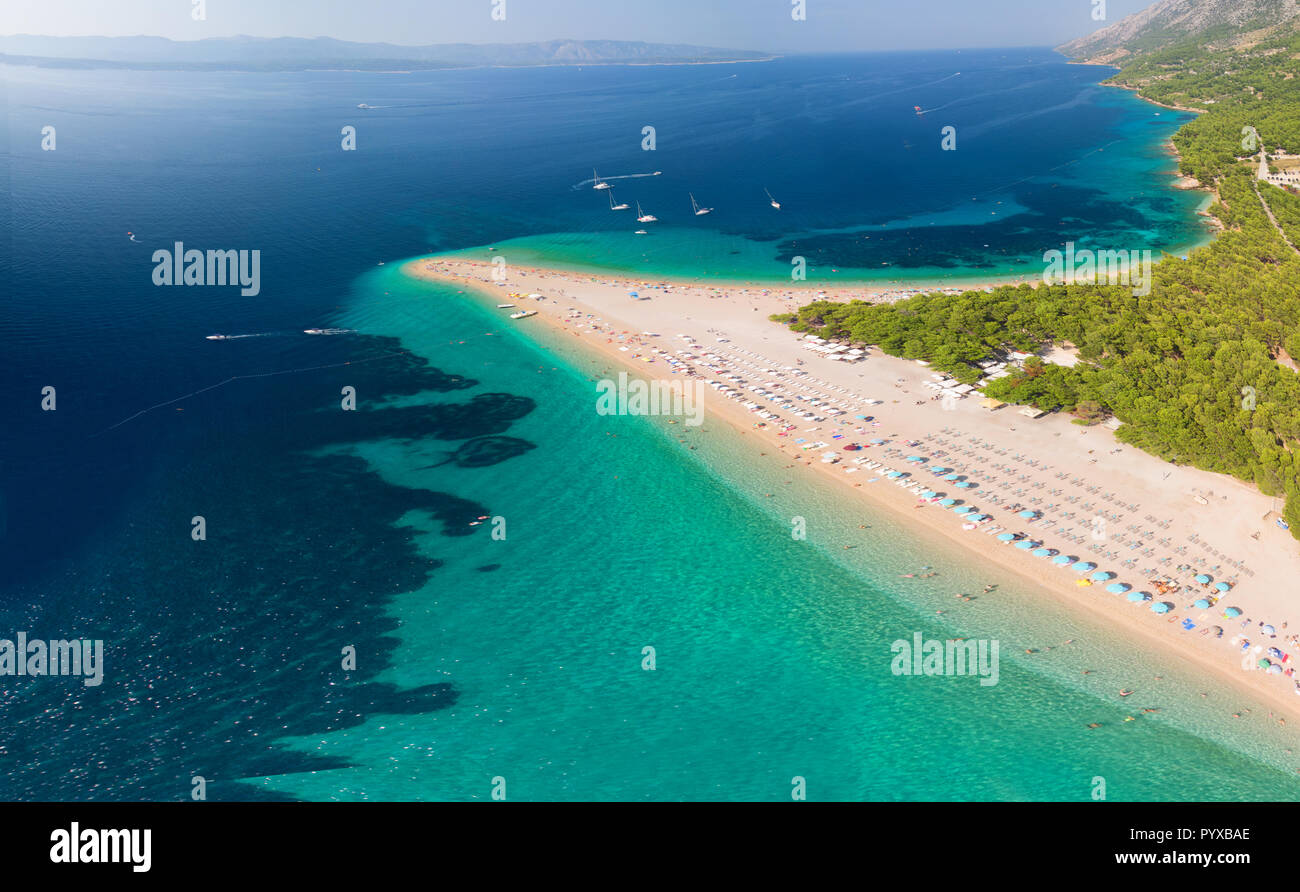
405 255 1300 729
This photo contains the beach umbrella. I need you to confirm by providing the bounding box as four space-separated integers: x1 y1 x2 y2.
1052 554 1074 565
1152 602 1172 614
1076 579 1092 587
1215 581 1231 592
1224 606 1242 618
930 467 951 474
1106 582 1131 594
1090 570 1114 582
1270 663 1284 675
955 481 973 489
1018 510 1038 519
1258 657 1272 669
968 514 988 522
943 474 961 481
1193 598 1211 609
939 499 957 506
996 532 1016 542
1072 561 1096 573
1126 591 1149 602
906 455 925 462
1014 540 1037 550
886 471 903 478
855 414 867 419
1032 548 1053 557
1195 573 1211 584
953 506 973 514
920 491 937 499
1210 625 1223 637
870 439 886 445
1269 647 1285 660
1264 624 1276 636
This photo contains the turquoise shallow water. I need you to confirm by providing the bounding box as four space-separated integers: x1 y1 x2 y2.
244 266 1300 801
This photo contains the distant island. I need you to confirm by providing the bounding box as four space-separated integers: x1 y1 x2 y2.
0 35 776 71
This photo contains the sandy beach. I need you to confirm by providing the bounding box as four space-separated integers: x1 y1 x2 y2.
406 255 1300 727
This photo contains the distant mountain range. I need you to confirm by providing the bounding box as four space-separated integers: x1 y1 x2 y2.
0 35 774 71
1058 0 1300 64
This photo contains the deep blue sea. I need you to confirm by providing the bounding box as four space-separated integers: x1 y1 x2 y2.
6 49 1288 802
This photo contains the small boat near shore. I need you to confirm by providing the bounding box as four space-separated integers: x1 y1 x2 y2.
497 304 515 309
509 310 538 319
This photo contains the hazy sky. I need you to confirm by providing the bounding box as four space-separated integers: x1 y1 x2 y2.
0 0 1159 51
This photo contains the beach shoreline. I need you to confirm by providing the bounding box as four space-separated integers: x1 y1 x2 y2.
441 243 1040 296
404 255 1300 733
1099 80 1208 115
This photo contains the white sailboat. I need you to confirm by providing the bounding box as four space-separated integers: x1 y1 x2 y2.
636 202 658 223
592 168 611 190
609 189 630 211
765 187 781 209
690 193 713 216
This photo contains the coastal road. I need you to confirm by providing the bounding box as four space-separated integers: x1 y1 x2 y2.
1252 181 1300 256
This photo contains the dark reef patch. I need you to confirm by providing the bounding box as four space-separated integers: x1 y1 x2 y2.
771 183 1159 272
0 334 537 800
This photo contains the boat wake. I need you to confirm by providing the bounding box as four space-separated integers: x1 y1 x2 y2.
205 328 355 341
574 171 662 189
205 332 278 340
92 348 412 436
915 98 965 115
